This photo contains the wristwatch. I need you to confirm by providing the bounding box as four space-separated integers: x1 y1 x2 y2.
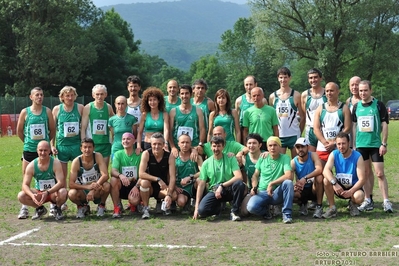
189 174 194 181
156 177 161 182
330 179 337 185
381 143 387 147
198 142 204 147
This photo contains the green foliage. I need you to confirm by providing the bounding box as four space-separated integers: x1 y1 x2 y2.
0 0 101 96
189 55 227 99
78 8 145 96
217 17 280 100
250 0 399 97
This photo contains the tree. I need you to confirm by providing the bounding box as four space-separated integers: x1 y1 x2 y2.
0 0 102 96
250 0 399 85
218 17 280 99
79 8 143 96
189 55 226 100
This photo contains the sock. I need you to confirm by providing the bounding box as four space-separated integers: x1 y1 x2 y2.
384 199 390 204
364 198 371 203
370 194 373 202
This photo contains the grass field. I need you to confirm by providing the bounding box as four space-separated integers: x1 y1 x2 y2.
0 123 398 266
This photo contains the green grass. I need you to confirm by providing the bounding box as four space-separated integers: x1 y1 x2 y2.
0 122 399 265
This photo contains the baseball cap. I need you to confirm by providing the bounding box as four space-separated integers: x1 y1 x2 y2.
295 137 309 146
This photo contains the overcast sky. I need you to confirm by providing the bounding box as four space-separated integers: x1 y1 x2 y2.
92 0 248 7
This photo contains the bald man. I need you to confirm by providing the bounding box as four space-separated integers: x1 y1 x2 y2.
243 87 279 150
108 95 137 158
313 82 351 164
164 80 181 113
246 136 294 223
235 76 268 144
18 141 68 220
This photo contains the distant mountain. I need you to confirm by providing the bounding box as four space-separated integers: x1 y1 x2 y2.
102 0 250 43
100 0 250 70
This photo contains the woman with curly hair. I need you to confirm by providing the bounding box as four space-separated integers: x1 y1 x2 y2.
208 89 240 142
136 87 170 153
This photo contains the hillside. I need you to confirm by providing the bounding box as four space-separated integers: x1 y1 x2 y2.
101 0 250 69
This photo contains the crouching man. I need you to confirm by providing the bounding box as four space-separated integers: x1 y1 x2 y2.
68 138 110 218
18 140 67 220
246 136 294 223
110 132 142 218
322 132 365 218
193 136 245 221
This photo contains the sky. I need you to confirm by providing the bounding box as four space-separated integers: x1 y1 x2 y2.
92 0 248 7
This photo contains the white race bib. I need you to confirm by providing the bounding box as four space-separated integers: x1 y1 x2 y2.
39 179 55 191
63 122 79 137
358 116 374 132
177 126 193 140
93 119 107 135
323 126 340 141
336 173 353 188
30 124 46 140
81 171 99 184
122 166 137 181
277 102 289 118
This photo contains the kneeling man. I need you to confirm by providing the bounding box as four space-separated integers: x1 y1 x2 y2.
69 138 111 218
18 140 68 220
322 132 365 218
193 136 245 221
110 132 142 218
246 136 294 223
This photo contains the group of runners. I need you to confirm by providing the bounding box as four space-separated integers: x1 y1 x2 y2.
16 68 393 223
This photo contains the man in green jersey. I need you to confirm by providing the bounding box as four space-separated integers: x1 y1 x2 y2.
191 78 215 136
17 87 56 219
198 126 248 159
164 80 181 113
175 134 203 213
50 86 84 215
243 87 279 151
110 132 142 218
69 138 111 218
81 84 114 168
18 141 67 220
352 80 393 213
235 76 268 145
169 84 206 157
193 136 245 221
247 136 294 223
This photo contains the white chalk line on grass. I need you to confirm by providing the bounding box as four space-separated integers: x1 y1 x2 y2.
393 245 399 249
0 228 237 249
0 227 41 245
3 242 213 249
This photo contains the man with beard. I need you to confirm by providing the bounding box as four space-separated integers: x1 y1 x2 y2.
291 137 324 218
322 132 366 218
